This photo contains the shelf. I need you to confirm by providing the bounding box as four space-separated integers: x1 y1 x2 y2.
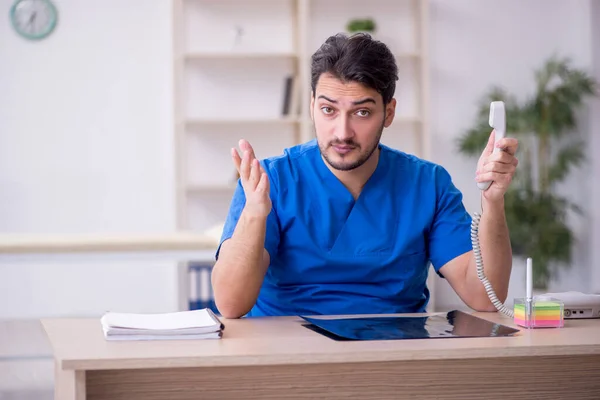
185 117 302 127
184 51 418 61
187 184 237 193
184 52 298 60
0 233 219 254
173 0 432 312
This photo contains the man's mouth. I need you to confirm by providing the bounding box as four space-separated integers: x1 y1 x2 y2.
332 144 355 154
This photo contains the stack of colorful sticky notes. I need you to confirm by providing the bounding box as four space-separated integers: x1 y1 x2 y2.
514 300 564 328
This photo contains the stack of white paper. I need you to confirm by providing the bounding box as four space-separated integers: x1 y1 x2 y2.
100 308 224 341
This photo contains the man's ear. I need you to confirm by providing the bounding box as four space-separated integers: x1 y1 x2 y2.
384 98 396 128
310 91 315 121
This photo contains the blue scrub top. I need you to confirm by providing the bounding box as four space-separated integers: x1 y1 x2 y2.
217 140 473 316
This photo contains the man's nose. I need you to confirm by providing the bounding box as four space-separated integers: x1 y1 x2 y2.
335 115 354 141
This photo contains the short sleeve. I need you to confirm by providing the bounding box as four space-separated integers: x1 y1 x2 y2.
428 166 473 276
215 162 280 261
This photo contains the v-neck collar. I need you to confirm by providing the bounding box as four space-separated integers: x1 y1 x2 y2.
309 142 389 253
314 143 387 202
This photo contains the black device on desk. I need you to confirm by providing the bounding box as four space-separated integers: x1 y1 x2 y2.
301 310 519 341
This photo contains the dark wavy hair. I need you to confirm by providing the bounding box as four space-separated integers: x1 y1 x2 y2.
310 33 399 105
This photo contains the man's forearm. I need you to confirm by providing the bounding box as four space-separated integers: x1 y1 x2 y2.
211 209 269 318
468 198 513 310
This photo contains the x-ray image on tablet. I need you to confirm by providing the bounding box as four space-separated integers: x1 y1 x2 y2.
301 310 519 341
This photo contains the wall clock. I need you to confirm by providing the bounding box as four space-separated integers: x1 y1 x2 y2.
10 0 58 40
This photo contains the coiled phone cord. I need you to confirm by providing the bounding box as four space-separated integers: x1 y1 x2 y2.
471 210 514 318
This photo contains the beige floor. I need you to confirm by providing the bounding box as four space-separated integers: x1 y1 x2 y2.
0 390 53 400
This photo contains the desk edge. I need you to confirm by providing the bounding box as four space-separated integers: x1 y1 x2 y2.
58 344 600 371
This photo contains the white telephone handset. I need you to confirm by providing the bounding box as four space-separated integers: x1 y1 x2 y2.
477 101 506 190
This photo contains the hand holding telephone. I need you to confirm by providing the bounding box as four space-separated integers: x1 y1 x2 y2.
472 100 515 318
477 101 506 191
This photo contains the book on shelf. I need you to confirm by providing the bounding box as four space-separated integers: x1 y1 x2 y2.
100 308 224 341
281 74 301 117
188 262 219 313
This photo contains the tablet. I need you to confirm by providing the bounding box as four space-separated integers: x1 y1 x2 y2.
301 310 519 341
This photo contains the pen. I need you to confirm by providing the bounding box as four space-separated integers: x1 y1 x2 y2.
526 257 533 327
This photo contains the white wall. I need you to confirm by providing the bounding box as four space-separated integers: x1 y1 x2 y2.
428 0 596 309
0 0 178 318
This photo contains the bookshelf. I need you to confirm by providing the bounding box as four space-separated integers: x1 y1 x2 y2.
172 0 433 311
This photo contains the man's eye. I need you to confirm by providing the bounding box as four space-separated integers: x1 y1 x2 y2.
321 106 334 114
356 109 370 117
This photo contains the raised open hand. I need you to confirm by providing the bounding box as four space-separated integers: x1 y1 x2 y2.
231 139 271 218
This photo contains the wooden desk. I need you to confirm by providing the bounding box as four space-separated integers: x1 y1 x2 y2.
43 312 600 400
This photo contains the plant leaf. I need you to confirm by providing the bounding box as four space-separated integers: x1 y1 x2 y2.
503 188 575 288
547 141 585 185
533 55 598 136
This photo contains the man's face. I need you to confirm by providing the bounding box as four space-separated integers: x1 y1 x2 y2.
311 72 396 171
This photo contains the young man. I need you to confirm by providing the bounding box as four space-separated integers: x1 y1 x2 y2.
212 33 519 319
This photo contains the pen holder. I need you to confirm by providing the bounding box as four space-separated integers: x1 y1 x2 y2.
513 296 564 329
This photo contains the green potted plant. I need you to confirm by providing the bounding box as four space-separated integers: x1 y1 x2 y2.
346 18 377 35
457 55 598 288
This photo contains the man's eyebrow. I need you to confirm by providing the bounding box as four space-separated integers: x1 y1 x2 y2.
317 95 377 105
352 97 376 105
317 95 337 103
